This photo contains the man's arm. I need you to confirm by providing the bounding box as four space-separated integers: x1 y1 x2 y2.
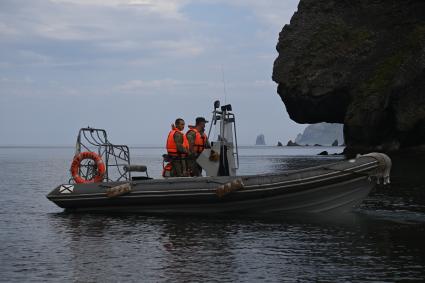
186 131 196 153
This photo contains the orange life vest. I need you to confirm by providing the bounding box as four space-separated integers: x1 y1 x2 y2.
166 129 189 157
186 127 207 154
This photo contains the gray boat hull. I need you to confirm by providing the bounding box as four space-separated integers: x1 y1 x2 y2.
47 154 390 214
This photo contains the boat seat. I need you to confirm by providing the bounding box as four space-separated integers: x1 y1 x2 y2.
124 165 147 172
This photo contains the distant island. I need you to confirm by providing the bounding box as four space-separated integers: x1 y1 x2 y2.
256 134 266 145
294 123 344 146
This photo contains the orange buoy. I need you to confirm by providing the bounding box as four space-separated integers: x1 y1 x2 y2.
70 152 106 184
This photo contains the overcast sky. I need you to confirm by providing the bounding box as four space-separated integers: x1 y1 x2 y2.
0 0 303 146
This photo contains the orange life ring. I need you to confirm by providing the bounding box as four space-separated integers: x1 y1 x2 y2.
70 152 106 184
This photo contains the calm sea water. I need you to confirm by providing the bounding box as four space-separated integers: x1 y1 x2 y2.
0 146 424 282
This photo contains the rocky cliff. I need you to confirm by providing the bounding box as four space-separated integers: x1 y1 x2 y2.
272 0 425 153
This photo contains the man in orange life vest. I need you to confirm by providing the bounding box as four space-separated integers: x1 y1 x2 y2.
166 118 189 177
186 117 210 176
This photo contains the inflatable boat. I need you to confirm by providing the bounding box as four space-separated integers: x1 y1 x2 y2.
46 101 391 214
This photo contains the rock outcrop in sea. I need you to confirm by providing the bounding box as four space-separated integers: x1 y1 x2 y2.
256 134 266 145
295 123 344 146
287 140 300 146
273 0 425 153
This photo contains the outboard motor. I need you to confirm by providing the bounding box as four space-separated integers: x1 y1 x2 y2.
197 100 239 176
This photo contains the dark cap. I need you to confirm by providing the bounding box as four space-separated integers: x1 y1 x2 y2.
196 117 209 124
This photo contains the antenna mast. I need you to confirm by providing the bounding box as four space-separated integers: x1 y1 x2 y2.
221 65 227 105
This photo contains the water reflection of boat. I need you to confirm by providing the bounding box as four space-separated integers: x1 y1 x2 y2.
46 101 392 214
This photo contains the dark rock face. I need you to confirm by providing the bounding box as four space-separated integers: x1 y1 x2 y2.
272 0 425 153
287 140 300 146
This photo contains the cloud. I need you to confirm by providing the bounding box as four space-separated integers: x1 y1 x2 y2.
0 0 298 69
0 0 191 41
97 40 141 52
0 76 34 84
0 0 301 145
0 0 207 69
117 79 218 92
149 40 204 57
216 0 299 28
97 39 204 57
17 50 52 65
49 0 189 19
0 22 19 36
116 78 274 94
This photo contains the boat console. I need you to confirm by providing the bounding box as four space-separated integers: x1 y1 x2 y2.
197 100 239 176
